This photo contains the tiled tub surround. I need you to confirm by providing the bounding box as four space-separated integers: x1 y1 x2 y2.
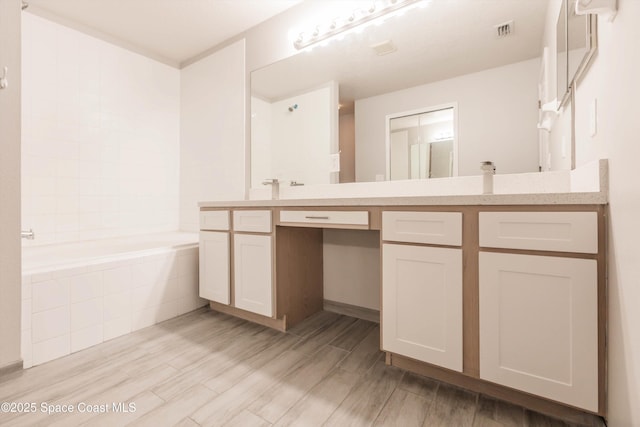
21 232 205 368
21 13 181 246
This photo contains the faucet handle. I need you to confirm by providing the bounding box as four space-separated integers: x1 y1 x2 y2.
262 179 279 200
21 229 35 240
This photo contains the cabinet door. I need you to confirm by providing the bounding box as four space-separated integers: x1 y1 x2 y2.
382 244 462 372
199 231 230 304
479 252 598 412
234 234 273 317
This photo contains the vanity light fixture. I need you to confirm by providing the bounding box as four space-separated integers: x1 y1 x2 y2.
433 131 454 141
293 0 427 51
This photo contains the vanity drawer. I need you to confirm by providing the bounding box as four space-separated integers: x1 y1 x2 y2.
233 210 272 233
382 211 462 246
279 210 369 228
200 210 230 231
479 211 598 254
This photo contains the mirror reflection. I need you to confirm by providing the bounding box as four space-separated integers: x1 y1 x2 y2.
568 1 589 83
557 0 568 103
556 0 596 107
251 82 339 188
388 106 456 180
251 0 560 187
567 0 596 89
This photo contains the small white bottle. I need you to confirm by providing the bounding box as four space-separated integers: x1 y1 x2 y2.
480 161 495 194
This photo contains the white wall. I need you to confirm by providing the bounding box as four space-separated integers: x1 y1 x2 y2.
21 13 181 245
548 100 573 171
323 230 380 311
564 3 640 425
0 0 23 370
355 58 540 182
250 96 272 188
179 40 246 232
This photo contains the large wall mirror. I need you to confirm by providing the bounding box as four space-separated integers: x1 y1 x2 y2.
250 0 595 188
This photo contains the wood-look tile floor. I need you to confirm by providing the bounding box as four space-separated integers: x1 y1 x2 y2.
0 308 606 427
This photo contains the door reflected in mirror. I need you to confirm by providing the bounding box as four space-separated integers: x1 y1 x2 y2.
387 105 457 181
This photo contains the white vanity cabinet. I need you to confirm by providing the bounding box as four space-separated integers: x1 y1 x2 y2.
197 202 606 420
199 231 230 304
200 207 325 330
199 211 230 304
478 211 600 412
381 211 463 372
232 210 273 317
233 233 273 317
199 209 273 316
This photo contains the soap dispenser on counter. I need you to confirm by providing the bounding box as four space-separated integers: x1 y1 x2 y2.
481 161 496 194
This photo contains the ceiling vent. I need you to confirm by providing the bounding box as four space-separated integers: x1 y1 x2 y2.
494 20 514 38
370 40 397 56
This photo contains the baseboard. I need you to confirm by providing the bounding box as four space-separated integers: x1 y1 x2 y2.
323 300 380 323
209 301 287 331
0 360 23 379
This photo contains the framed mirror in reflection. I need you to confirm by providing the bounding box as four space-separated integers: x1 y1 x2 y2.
557 0 598 108
387 104 458 181
251 0 566 187
557 0 568 104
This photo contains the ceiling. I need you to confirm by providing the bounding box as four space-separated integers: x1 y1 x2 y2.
25 0 303 66
24 0 551 95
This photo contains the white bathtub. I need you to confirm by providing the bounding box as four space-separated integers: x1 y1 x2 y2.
21 232 205 368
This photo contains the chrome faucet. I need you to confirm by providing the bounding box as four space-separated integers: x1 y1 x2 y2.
262 178 279 200
21 229 35 240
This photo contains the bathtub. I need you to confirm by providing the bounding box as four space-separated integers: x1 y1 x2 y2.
21 232 206 368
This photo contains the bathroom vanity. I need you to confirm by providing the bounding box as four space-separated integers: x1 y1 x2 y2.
198 191 607 421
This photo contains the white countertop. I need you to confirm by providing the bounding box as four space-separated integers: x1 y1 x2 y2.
201 160 609 208
199 191 608 208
